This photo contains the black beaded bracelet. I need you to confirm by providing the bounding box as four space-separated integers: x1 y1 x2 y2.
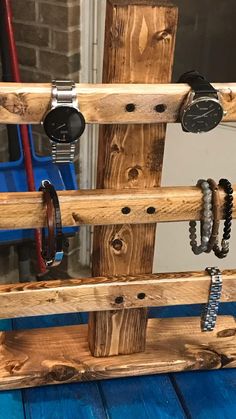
213 178 233 259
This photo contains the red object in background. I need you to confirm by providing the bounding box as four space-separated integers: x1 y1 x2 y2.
3 0 46 273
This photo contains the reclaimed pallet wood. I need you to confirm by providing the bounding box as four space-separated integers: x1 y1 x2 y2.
89 0 178 357
1 270 236 319
0 185 234 229
0 320 25 419
12 314 107 419
0 316 235 390
0 82 235 124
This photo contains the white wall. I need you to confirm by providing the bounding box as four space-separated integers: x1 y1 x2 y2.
154 123 236 272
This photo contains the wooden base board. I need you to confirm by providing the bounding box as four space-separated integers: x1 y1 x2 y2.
0 316 235 390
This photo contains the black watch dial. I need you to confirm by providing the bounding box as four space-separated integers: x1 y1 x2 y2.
182 99 223 133
43 106 86 143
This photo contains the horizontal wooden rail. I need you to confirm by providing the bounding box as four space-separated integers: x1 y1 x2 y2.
0 82 236 124
0 316 235 389
0 186 235 229
0 270 236 319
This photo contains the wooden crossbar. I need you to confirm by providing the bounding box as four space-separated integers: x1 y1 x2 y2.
0 270 235 319
0 186 235 229
0 82 236 124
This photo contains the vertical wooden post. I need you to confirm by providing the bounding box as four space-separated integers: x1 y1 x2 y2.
88 0 178 357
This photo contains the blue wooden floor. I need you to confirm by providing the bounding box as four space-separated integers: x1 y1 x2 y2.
1 303 236 419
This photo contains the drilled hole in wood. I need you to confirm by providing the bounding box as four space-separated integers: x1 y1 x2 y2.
115 296 124 304
147 207 156 214
121 207 131 214
137 293 146 300
155 104 166 113
126 103 136 112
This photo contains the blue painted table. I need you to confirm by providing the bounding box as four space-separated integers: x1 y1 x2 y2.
1 304 235 419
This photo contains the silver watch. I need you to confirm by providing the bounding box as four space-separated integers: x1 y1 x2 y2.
43 80 85 163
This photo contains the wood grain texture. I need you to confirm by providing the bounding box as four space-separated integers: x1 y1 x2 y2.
12 314 107 419
0 319 25 419
0 186 234 229
108 0 175 6
0 316 235 390
171 369 236 419
0 82 235 124
89 1 178 357
0 270 236 319
99 375 186 419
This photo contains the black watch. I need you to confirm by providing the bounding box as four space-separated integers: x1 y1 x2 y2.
178 70 226 133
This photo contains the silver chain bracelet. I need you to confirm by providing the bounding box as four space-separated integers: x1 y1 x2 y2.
201 267 222 332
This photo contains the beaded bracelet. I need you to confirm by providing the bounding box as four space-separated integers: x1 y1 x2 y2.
189 179 213 255
205 178 220 253
213 178 233 259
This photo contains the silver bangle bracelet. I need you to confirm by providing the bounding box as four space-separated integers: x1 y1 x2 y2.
189 179 213 255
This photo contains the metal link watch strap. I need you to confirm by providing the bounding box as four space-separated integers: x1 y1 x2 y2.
51 142 76 163
51 80 78 163
51 80 77 107
201 267 222 332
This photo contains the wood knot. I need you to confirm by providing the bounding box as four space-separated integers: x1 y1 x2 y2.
128 167 139 181
46 364 77 382
127 165 142 183
111 239 123 251
153 29 171 43
0 93 28 115
184 344 221 370
111 143 120 153
217 328 236 338
46 298 56 303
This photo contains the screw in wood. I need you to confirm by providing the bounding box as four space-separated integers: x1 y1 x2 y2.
115 296 124 304
126 103 136 112
121 207 131 214
147 207 156 214
154 104 166 113
137 293 146 300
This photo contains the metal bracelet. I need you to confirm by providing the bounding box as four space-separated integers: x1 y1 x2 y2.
201 267 222 332
51 80 77 107
51 80 80 164
51 143 76 163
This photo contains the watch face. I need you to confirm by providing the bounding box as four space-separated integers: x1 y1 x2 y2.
182 98 223 133
43 106 86 143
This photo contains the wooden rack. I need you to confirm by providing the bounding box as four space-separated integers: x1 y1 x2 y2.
0 0 236 390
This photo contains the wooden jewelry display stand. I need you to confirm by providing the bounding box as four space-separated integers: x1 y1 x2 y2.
0 0 236 390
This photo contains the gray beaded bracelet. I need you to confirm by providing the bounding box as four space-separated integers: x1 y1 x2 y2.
189 179 213 255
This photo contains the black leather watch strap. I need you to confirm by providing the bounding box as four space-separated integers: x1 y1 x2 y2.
178 70 217 97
